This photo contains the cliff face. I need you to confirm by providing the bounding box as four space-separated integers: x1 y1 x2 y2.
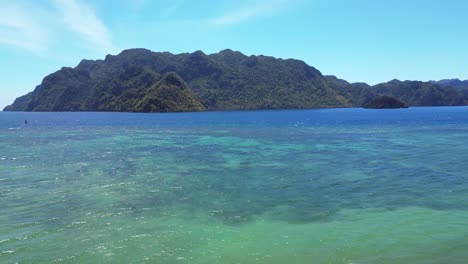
4 49 468 112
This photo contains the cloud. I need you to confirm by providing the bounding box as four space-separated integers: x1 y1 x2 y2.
0 0 116 54
53 0 116 52
211 0 292 26
0 2 49 53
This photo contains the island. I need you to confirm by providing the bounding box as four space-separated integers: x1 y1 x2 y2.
363 95 409 109
4 49 467 112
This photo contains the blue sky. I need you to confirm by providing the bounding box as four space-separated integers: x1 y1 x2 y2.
1 0 468 109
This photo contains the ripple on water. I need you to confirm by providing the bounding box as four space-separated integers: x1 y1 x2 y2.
2 110 468 263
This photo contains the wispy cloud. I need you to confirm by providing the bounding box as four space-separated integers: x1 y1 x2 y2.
0 2 49 53
53 0 116 52
211 0 292 26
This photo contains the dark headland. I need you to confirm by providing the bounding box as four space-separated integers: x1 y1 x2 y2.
364 95 409 109
4 49 468 112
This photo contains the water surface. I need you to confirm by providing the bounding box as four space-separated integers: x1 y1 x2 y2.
1 108 468 263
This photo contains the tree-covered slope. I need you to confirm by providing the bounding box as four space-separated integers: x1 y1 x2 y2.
3 92 34 111
16 65 204 112
372 80 467 106
364 95 408 109
431 79 468 90
134 72 205 112
430 79 468 97
3 49 354 112
3 49 468 112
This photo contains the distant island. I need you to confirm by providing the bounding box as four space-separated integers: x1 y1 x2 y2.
4 49 468 112
364 95 408 109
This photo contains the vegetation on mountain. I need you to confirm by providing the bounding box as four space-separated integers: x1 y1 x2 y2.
3 92 34 111
133 72 205 112
364 95 408 109
372 80 467 106
431 79 468 89
3 49 468 112
430 79 468 97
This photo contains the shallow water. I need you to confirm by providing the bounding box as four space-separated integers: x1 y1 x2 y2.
1 108 468 263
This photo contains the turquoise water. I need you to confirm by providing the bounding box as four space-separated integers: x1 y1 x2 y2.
1 108 468 263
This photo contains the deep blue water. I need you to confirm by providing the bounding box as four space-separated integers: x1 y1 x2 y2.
1 107 467 128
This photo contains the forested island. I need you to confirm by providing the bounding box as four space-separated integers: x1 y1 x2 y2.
364 95 408 109
4 49 468 112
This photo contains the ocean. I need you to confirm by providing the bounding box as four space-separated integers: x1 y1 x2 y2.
1 107 467 263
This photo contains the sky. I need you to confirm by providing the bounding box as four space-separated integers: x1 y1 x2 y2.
1 0 468 109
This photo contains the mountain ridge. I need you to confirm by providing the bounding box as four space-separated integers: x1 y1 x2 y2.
4 49 468 112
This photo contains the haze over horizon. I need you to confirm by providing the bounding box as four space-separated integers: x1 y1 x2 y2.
1 0 467 109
